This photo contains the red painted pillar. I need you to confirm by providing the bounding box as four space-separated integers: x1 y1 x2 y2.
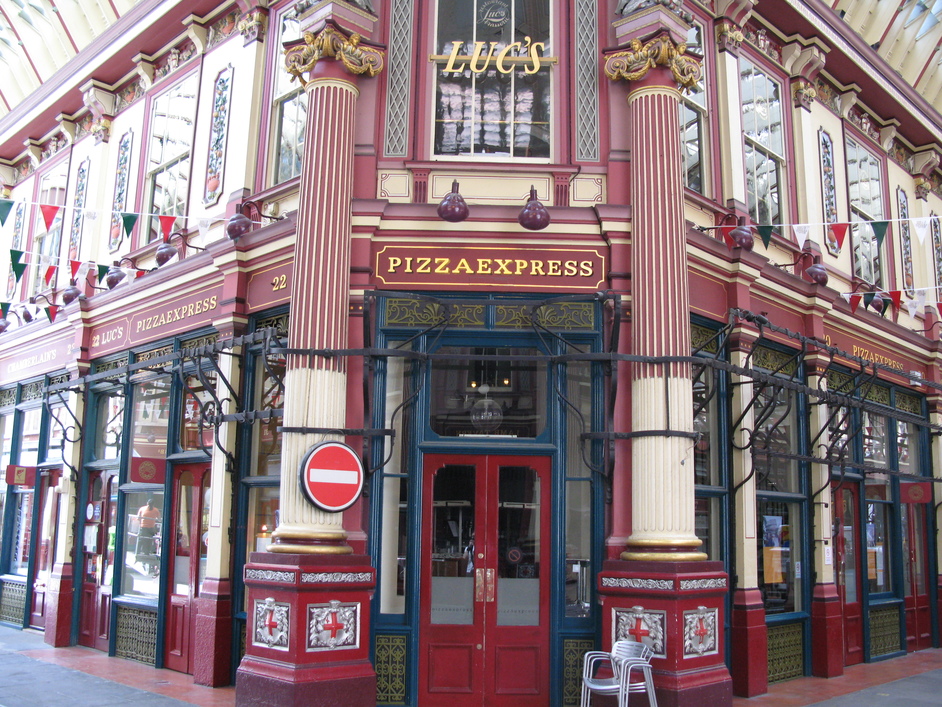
600 9 732 706
236 14 384 707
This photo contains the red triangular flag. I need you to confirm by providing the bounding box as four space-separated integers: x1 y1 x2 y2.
44 305 59 323
850 294 862 314
830 223 849 249
721 225 735 248
40 204 61 231
43 265 56 286
159 215 176 242
136 269 147 278
936 302 942 319
888 291 902 310
70 260 83 279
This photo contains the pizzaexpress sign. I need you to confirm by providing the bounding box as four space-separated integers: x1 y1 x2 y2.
375 245 606 292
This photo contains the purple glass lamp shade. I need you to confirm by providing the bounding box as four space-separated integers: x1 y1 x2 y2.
729 224 754 251
61 281 83 305
226 213 253 239
105 265 126 289
518 187 550 231
155 241 179 266
869 291 884 313
437 180 470 222
805 263 828 286
0 319 8 333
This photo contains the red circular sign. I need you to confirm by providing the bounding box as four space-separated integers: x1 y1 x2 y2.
299 442 364 512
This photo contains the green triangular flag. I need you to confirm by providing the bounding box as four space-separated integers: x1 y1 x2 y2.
97 264 109 282
757 225 774 249
863 292 875 308
10 249 22 265
0 302 9 318
12 262 26 282
870 221 889 249
0 199 12 226
121 212 139 236
880 298 891 317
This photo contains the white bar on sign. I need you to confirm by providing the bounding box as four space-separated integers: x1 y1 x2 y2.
309 467 359 484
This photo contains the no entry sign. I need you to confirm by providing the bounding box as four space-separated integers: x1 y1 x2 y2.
299 442 364 512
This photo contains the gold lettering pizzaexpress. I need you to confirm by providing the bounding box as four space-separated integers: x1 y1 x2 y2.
851 344 905 371
135 296 219 335
385 256 595 278
437 37 553 75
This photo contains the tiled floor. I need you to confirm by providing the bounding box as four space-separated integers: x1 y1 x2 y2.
732 648 942 706
13 635 942 706
18 643 235 707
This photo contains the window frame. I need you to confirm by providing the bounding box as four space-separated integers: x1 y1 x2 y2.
845 134 887 288
267 1 307 186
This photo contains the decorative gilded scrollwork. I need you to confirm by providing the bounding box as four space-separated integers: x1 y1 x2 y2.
285 26 385 87
604 34 701 92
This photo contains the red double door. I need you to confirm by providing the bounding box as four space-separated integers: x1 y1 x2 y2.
419 454 552 706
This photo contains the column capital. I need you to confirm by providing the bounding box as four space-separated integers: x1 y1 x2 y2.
284 22 384 88
604 33 701 93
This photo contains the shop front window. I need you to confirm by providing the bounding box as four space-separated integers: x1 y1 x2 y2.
94 389 125 461
121 490 165 598
131 375 171 460
250 352 283 476
9 488 34 576
564 359 594 617
433 0 551 158
181 371 216 452
758 498 802 614
846 137 885 287
19 407 42 466
429 346 546 437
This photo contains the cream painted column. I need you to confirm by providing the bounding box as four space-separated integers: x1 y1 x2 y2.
730 345 758 586
807 366 834 586
605 35 705 561
269 25 383 554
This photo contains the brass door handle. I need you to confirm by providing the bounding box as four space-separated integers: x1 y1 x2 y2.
475 568 485 601
485 568 495 602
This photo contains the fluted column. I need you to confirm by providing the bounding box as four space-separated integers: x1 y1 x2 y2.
269 25 383 554
606 34 705 561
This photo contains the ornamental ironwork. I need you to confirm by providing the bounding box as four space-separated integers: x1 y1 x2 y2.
245 568 295 583
601 577 674 590
253 597 290 650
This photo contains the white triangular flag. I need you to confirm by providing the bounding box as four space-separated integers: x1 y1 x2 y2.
85 210 98 221
840 293 851 304
792 223 810 248
199 218 211 237
912 217 929 245
906 298 920 318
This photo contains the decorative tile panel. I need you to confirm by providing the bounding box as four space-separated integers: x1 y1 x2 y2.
383 0 414 158
245 568 296 583
115 605 157 665
870 606 901 656
767 622 803 683
613 605 666 657
574 0 599 161
204 66 233 206
69 159 90 261
0 580 26 624
820 129 840 256
683 605 718 657
562 638 595 706
898 188 914 297
375 633 407 704
601 577 674 590
307 599 359 651
109 130 133 252
253 597 290 650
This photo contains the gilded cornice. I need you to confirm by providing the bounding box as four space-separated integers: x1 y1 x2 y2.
285 25 384 87
604 34 701 92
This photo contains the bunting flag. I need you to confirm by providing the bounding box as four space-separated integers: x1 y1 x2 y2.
120 212 139 236
159 215 176 242
757 225 774 248
871 221 889 249
863 292 875 309
0 303 9 318
11 262 26 283
43 265 56 286
912 218 930 245
70 260 83 279
907 297 921 318
849 294 861 313
0 199 12 226
829 223 849 250
97 264 109 283
39 204 61 231
10 249 22 265
44 306 59 323
887 290 902 310
721 225 735 248
792 223 810 249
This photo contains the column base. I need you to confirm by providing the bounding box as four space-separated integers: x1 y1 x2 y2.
598 560 732 707
194 578 233 687
730 587 767 697
235 552 376 707
43 563 73 647
811 583 843 678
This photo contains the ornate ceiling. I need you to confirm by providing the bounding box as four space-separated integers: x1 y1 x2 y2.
0 0 139 117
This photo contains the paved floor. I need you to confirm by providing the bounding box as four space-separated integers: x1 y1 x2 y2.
1 622 942 705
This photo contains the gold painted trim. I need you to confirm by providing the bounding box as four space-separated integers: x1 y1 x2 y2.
604 34 701 92
621 551 709 561
626 537 703 547
285 26 384 87
268 543 354 555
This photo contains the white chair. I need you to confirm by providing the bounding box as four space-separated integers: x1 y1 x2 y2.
581 640 657 707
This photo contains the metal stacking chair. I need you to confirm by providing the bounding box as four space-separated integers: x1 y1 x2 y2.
580 640 658 707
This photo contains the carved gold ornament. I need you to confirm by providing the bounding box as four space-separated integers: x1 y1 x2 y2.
604 34 701 92
285 26 384 86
